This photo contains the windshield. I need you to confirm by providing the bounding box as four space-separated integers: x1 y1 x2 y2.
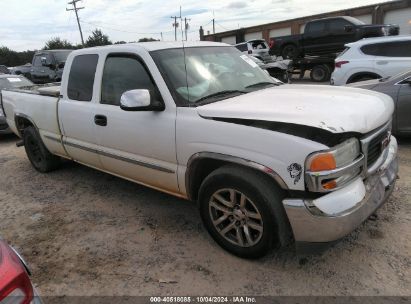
151 46 278 106
53 50 72 63
0 76 34 89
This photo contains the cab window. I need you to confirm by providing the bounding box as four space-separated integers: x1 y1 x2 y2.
67 54 98 101
100 54 160 106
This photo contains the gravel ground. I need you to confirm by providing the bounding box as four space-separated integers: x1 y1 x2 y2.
0 134 410 296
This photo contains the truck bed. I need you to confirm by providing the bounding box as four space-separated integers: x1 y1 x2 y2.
1 85 61 142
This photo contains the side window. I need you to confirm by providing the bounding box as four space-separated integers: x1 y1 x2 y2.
101 55 158 106
33 56 42 67
328 18 352 32
361 41 411 57
67 54 98 101
361 44 379 56
235 44 248 52
306 21 325 33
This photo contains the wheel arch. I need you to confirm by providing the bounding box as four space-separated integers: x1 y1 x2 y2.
185 152 288 202
14 113 38 137
347 71 381 84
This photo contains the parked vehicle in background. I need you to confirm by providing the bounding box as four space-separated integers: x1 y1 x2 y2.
235 40 273 62
269 16 399 59
0 238 43 303
29 50 72 84
0 65 10 74
0 75 34 135
1 42 398 258
331 36 411 85
249 55 292 83
348 70 411 136
11 63 32 78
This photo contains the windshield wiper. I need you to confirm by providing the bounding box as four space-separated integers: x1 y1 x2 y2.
245 81 278 89
379 76 390 82
195 90 246 105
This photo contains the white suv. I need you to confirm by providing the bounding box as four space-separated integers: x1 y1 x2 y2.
331 36 411 85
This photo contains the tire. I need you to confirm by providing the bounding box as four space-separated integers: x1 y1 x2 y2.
310 64 331 82
281 44 299 59
198 165 291 259
23 126 60 173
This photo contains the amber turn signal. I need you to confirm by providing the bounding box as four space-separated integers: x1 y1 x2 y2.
309 153 337 171
322 179 337 190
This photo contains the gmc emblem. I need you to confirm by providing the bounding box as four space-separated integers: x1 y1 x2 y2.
381 131 391 150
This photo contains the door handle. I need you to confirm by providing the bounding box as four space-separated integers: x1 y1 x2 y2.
94 115 107 126
376 61 388 65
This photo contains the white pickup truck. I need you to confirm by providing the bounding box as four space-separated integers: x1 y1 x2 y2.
1 42 398 258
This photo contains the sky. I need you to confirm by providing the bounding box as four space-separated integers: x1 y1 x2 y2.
0 0 393 51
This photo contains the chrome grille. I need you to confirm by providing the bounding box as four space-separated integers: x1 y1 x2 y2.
360 122 391 176
367 131 387 167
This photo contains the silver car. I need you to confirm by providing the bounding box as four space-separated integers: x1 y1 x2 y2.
0 75 34 135
235 39 273 63
348 70 411 136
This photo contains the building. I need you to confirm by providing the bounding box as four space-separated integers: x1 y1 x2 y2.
200 0 411 44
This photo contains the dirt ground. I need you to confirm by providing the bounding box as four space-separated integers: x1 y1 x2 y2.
0 134 410 297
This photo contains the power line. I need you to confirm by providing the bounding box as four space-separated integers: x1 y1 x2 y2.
66 0 85 46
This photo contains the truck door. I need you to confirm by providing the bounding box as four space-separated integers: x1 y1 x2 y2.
396 76 411 134
58 53 102 168
303 20 328 55
326 18 357 52
93 52 179 194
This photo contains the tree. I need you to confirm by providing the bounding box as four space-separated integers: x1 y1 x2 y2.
138 37 159 42
86 29 112 47
0 47 34 67
44 37 74 50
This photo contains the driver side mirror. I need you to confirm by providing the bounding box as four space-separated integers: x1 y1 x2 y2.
120 89 164 111
344 25 354 32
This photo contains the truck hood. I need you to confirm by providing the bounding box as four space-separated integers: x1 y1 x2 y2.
196 84 394 134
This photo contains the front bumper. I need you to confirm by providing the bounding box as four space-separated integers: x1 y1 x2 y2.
283 137 398 243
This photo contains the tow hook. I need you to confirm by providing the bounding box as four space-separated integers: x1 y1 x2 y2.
16 140 24 147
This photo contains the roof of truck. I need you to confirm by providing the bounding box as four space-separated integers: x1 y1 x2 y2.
75 41 229 53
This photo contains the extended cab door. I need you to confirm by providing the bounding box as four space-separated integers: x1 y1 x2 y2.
93 52 179 194
58 53 102 168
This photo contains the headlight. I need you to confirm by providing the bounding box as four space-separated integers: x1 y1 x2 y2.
306 138 360 171
305 138 363 192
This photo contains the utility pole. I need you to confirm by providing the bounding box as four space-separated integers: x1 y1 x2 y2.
67 0 85 46
170 16 179 41
184 17 191 41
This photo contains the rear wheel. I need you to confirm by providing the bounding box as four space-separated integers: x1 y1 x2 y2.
198 166 291 259
310 64 331 82
23 126 60 173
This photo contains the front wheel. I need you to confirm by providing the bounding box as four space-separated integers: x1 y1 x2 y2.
23 126 60 173
198 166 291 259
